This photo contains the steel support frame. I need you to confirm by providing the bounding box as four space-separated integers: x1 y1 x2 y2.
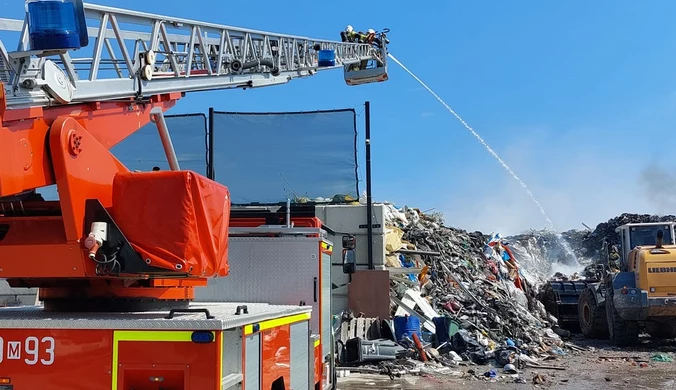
0 4 379 108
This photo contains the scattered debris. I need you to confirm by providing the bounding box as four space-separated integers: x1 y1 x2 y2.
525 362 566 371
532 373 547 385
651 353 673 363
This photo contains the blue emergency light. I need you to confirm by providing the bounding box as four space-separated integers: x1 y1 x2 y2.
26 0 89 51
191 331 214 344
318 49 336 67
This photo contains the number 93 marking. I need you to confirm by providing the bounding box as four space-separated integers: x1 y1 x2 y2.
0 336 55 366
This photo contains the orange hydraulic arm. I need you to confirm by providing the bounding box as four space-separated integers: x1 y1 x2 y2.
0 92 223 311
0 1 384 311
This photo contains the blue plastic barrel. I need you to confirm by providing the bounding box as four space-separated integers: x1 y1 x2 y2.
318 50 336 67
393 315 421 342
27 0 82 51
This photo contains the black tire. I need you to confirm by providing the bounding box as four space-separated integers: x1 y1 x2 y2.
578 289 609 339
605 291 639 346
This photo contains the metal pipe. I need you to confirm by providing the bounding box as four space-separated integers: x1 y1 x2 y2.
365 101 374 270
230 59 280 76
208 107 215 180
150 106 180 171
286 198 291 228
395 249 441 256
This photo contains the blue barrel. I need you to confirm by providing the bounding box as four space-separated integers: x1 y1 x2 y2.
318 50 336 67
27 0 82 51
393 315 421 342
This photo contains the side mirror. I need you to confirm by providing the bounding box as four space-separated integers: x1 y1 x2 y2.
342 235 356 250
342 235 356 274
342 249 356 274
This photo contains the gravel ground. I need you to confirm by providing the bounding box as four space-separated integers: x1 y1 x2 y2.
337 336 676 389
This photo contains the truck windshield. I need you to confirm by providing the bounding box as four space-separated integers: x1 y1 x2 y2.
629 225 674 247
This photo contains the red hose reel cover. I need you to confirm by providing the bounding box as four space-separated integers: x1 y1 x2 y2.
111 170 230 277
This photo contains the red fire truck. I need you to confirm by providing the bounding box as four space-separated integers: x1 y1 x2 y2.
0 1 388 389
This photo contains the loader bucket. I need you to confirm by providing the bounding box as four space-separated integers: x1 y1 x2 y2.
539 280 590 331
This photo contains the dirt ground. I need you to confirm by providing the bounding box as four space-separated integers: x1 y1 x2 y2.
337 336 676 389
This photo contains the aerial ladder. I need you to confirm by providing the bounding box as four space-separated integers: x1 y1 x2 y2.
0 1 389 389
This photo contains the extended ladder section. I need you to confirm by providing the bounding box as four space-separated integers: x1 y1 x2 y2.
0 3 383 109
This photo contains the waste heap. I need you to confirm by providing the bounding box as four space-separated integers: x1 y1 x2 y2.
509 213 676 269
507 230 588 277
577 213 676 257
335 204 580 378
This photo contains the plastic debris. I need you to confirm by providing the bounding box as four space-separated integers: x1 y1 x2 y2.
651 353 674 362
504 363 518 374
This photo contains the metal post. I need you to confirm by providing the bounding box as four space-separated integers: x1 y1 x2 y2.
208 107 215 180
149 106 180 171
286 198 291 228
365 101 374 270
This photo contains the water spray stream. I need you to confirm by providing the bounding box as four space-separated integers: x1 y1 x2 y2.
387 53 580 267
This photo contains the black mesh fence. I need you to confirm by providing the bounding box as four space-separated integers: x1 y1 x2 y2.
211 109 359 204
69 108 358 205
111 113 208 175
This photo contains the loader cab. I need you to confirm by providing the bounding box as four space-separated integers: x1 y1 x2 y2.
615 222 676 270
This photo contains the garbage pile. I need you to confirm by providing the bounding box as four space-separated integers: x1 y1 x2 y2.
576 213 676 257
503 231 585 280
508 213 676 271
335 204 581 381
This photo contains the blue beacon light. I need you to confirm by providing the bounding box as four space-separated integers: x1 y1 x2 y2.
26 0 89 51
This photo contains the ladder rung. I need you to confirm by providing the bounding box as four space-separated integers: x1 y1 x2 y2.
0 41 10 84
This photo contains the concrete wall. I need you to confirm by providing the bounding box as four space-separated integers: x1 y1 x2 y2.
314 204 386 317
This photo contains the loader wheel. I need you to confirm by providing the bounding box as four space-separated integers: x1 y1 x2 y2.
578 289 609 339
605 293 639 346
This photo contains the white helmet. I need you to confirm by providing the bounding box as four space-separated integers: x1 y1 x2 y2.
346 25 353 33
368 28 375 34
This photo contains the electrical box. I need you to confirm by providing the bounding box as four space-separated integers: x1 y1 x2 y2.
314 204 386 316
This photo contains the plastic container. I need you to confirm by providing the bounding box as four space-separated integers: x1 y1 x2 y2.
393 315 421 342
318 49 336 67
27 0 83 50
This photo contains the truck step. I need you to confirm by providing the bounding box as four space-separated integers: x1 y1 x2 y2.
222 373 243 389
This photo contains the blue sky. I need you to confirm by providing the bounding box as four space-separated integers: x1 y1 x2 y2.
4 1 676 235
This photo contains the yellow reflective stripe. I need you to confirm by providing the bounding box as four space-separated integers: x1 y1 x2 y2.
218 332 224 390
115 330 198 342
244 312 311 335
111 334 120 390
321 242 333 254
111 330 214 389
314 338 320 348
